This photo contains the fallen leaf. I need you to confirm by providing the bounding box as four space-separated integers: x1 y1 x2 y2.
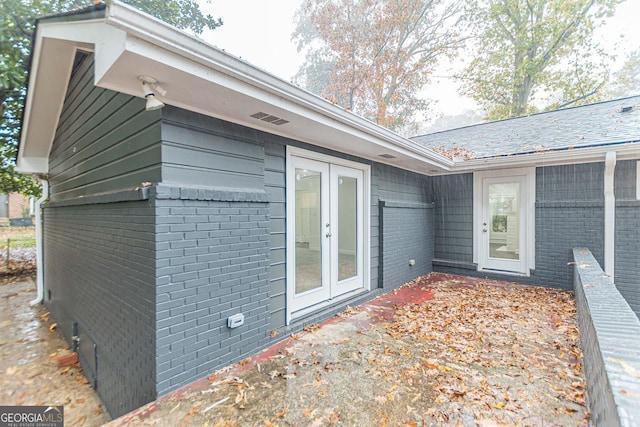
608 357 640 378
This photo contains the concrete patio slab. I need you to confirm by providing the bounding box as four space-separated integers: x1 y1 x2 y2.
108 273 587 426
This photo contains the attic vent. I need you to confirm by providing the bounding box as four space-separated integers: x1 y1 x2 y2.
251 112 290 125
378 153 396 159
620 106 634 113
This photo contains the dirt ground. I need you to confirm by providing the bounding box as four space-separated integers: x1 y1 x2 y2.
109 274 588 427
0 275 111 426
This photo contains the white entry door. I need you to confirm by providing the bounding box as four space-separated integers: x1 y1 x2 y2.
287 150 368 318
475 169 534 275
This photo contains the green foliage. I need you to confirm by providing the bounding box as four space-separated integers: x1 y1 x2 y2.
459 0 621 120
0 0 221 198
293 0 463 133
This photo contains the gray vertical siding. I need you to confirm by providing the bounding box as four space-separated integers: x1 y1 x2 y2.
429 173 474 263
43 202 156 418
48 54 162 202
614 160 640 318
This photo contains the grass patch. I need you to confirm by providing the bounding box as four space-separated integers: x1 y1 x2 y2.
0 226 36 249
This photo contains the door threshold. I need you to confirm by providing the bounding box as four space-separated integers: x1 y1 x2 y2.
480 268 529 277
289 288 369 324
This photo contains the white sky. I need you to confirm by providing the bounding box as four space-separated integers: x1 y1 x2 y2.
196 0 640 119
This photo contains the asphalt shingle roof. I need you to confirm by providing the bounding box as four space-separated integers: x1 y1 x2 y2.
411 95 640 159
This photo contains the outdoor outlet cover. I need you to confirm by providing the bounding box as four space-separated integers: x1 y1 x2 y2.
227 313 245 328
409 259 416 266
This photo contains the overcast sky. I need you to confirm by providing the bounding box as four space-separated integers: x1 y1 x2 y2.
196 0 640 120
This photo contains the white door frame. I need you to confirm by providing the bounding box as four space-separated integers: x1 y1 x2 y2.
286 147 370 324
473 168 535 275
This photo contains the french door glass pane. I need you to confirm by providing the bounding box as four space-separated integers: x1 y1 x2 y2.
295 169 322 294
488 182 520 260
338 176 357 281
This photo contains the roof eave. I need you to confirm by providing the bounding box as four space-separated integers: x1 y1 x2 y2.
446 141 640 174
17 0 454 176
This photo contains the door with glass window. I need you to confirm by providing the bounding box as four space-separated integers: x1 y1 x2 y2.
288 155 365 314
480 175 527 273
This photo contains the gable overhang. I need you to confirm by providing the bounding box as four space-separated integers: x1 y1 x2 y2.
17 1 453 176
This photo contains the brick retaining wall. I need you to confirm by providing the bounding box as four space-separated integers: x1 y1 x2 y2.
572 248 640 427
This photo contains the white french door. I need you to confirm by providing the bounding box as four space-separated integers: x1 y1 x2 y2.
287 149 369 320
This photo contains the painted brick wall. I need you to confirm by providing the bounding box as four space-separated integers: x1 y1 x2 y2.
573 248 640 427
534 203 604 289
615 203 640 317
613 160 640 318
429 173 474 263
536 163 604 202
43 201 156 417
535 163 605 289
152 185 271 396
380 201 434 290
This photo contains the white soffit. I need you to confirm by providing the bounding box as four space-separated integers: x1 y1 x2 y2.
18 0 452 175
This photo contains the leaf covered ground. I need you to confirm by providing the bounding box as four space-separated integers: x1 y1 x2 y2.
0 276 110 426
111 274 587 427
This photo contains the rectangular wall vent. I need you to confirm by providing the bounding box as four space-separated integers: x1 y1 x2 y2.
378 153 396 159
251 112 289 125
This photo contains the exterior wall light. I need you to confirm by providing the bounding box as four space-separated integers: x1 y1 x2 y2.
138 75 166 111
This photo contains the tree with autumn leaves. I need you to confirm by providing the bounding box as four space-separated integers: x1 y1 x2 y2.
459 0 622 120
294 0 627 127
293 0 463 133
0 0 221 196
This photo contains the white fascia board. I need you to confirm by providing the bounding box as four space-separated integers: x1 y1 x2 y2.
17 20 126 174
448 142 640 173
103 1 453 170
37 20 126 83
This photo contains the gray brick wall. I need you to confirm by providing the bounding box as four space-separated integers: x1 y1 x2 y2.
614 160 640 319
151 185 271 396
43 201 156 417
614 159 637 200
573 248 640 427
536 163 604 202
380 201 434 290
534 163 606 289
615 202 640 318
535 202 604 289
